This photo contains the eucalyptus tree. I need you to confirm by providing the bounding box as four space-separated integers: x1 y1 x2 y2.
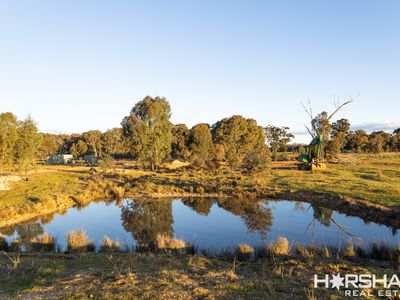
264 125 294 160
212 115 269 170
14 116 42 179
171 124 191 160
327 118 350 157
0 112 18 170
189 123 215 167
82 130 103 158
122 96 173 169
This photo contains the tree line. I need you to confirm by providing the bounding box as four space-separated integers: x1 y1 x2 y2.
299 110 400 158
1 96 399 175
0 96 271 174
0 113 41 178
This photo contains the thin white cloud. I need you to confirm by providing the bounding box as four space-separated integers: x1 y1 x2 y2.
351 121 400 133
291 121 400 144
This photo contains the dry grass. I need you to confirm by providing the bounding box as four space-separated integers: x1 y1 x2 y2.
11 238 20 252
0 236 8 251
67 230 95 253
343 241 356 257
30 233 56 252
154 234 186 251
236 243 255 261
100 235 120 252
295 245 313 260
267 237 289 256
109 185 125 199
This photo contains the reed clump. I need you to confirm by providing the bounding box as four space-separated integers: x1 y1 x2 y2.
343 241 356 258
236 243 254 261
267 237 289 256
11 238 20 252
109 184 125 199
30 233 56 252
100 235 121 252
154 234 186 251
0 235 9 251
67 230 95 252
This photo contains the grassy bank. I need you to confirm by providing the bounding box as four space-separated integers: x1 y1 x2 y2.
0 246 398 299
1 153 400 229
269 153 400 207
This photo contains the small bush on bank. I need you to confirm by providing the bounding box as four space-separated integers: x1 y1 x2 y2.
343 241 356 258
109 185 125 199
321 245 330 258
154 234 186 251
370 242 392 260
295 245 313 260
236 243 254 261
11 238 20 252
0 236 9 251
268 237 289 256
100 235 120 252
395 245 400 264
67 230 95 253
31 233 56 252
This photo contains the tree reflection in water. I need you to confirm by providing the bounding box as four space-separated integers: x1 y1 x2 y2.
216 198 273 240
312 205 333 227
181 198 273 240
17 223 44 247
309 204 357 238
181 198 213 216
122 198 273 247
121 200 174 248
0 221 45 248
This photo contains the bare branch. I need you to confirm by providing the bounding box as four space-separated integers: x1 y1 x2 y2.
304 124 315 138
327 99 353 122
301 100 313 121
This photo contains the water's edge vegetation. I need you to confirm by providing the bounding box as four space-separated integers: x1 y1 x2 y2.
1 154 400 230
1 233 399 299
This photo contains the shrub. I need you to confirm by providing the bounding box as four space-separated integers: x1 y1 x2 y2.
321 245 330 258
109 185 125 199
100 235 120 252
0 236 9 251
154 234 186 251
370 242 392 261
395 245 400 264
67 230 95 252
295 245 313 260
268 237 289 256
31 233 56 252
236 243 255 261
11 238 20 252
343 241 356 257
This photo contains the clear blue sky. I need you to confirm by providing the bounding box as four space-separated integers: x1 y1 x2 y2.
1 0 399 142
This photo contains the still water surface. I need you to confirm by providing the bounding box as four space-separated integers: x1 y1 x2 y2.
2 198 399 251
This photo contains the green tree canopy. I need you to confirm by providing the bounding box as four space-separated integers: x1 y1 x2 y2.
345 130 368 153
327 118 351 158
102 128 126 157
14 116 42 179
0 112 18 170
38 133 63 159
171 124 191 160
82 130 103 158
70 140 89 158
264 125 294 160
189 123 215 167
122 96 173 169
212 115 267 169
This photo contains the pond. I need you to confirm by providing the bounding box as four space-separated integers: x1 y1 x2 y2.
1 198 399 251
